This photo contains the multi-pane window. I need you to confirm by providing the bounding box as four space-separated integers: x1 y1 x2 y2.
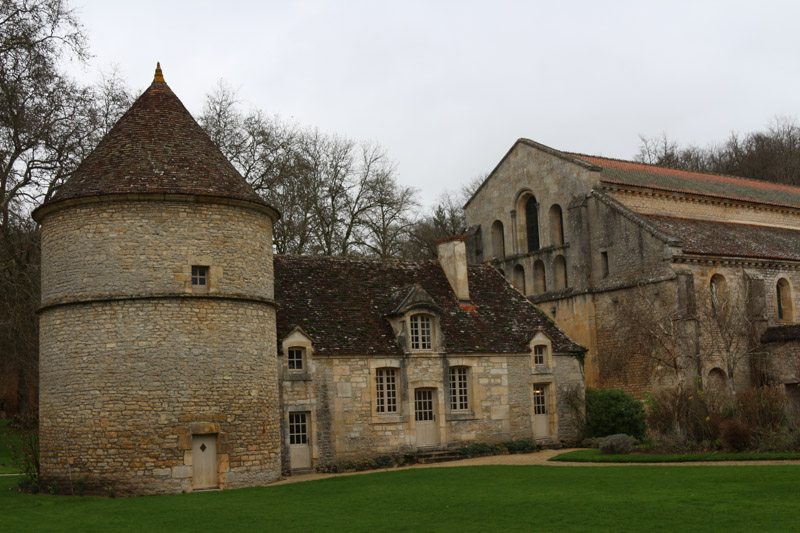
288 347 304 370
534 345 546 366
449 367 469 411
410 314 432 350
289 412 308 445
191 265 208 288
415 389 435 421
533 385 547 415
376 368 398 413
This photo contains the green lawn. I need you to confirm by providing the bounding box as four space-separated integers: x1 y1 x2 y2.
3 465 800 532
551 449 800 463
0 419 22 474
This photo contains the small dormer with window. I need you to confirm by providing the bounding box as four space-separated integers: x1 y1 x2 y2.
530 329 554 372
385 284 444 354
281 326 313 381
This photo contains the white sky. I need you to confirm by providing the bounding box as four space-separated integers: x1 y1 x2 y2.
70 0 800 207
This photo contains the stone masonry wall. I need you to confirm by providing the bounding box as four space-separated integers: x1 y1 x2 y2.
282 350 585 469
39 299 280 495
40 200 274 303
38 198 279 495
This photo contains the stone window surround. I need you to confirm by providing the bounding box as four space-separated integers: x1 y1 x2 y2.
369 358 403 424
445 357 478 421
530 332 554 372
404 312 441 355
181 254 222 294
281 328 313 381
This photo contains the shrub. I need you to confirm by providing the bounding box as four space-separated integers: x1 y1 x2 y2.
374 455 394 468
585 388 647 440
645 386 725 444
756 427 800 453
735 387 787 436
720 419 751 451
599 434 636 454
501 439 538 454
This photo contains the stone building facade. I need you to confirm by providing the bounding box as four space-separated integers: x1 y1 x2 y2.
273 238 585 472
465 139 800 397
33 66 281 495
32 70 586 493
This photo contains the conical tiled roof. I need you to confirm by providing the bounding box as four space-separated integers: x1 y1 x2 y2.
38 64 271 215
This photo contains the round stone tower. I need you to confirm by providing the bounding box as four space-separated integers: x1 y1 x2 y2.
32 64 281 495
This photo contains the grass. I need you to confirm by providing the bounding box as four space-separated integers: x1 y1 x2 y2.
550 449 800 463
3 465 800 532
0 419 22 474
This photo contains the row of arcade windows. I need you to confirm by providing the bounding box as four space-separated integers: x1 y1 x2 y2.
490 197 564 260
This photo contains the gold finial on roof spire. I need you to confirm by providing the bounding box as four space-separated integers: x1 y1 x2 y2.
154 62 165 83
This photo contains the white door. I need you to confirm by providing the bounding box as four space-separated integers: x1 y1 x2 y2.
192 434 218 489
415 388 438 447
289 412 311 469
533 385 550 440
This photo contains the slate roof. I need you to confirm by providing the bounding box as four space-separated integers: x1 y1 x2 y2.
274 256 584 356
761 324 800 344
569 153 800 210
645 216 800 261
40 64 269 211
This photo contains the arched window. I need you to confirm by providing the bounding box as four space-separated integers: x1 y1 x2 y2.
525 197 540 252
491 220 505 259
710 274 727 310
706 368 728 394
549 204 564 246
777 277 794 322
554 255 567 290
513 264 526 295
533 260 546 293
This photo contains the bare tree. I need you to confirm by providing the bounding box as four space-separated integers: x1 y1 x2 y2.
699 274 762 395
359 171 418 258
613 284 699 392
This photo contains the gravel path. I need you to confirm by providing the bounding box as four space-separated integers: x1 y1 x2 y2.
272 448 800 485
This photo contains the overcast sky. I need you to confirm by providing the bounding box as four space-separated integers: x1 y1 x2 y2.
70 0 800 207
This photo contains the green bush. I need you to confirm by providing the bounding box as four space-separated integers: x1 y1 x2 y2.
584 388 647 440
373 455 394 468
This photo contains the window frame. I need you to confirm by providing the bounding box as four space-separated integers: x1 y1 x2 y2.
448 366 470 412
409 313 433 351
191 265 209 292
375 367 399 414
287 347 305 371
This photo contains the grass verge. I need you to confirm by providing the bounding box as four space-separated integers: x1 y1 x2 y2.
0 419 22 474
3 465 800 532
550 448 800 463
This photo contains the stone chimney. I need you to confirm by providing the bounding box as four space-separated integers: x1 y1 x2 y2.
437 236 470 302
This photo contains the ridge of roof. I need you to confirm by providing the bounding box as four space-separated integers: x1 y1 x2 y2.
570 152 800 210
36 64 273 217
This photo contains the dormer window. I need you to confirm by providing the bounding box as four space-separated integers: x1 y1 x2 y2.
410 314 432 350
191 265 208 291
534 345 546 365
287 347 304 371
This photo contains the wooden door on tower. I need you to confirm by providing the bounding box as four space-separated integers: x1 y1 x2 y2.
415 388 438 447
192 434 218 490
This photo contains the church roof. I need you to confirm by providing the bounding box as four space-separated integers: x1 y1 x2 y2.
569 153 800 210
646 215 800 261
274 256 584 356
38 64 269 212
